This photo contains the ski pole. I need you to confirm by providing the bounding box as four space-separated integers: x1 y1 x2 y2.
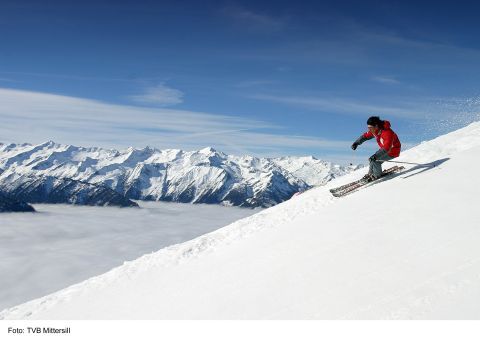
378 159 424 166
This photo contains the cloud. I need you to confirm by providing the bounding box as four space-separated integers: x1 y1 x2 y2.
250 94 428 118
129 83 184 106
0 70 150 82
230 15 480 69
0 77 18 83
234 79 279 88
251 92 480 145
0 88 349 157
371 76 400 85
221 5 285 33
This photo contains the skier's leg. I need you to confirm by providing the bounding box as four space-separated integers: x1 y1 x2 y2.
368 159 375 175
371 160 383 178
372 154 394 178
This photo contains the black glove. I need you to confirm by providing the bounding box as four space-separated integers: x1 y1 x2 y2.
351 142 359 151
368 154 377 162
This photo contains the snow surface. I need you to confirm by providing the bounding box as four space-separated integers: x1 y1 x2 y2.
0 201 257 311
1 122 480 319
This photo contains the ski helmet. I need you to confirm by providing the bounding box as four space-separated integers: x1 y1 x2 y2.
367 116 382 126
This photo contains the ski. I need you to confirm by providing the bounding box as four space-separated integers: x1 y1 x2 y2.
329 166 401 193
330 166 405 197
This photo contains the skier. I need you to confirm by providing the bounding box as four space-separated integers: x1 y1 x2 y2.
351 116 401 181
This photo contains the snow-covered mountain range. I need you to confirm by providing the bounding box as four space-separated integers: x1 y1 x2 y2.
2 122 479 319
0 142 357 208
0 173 139 208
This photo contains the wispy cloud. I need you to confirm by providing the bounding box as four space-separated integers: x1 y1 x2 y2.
0 77 19 83
0 88 349 157
234 79 279 88
231 15 480 68
251 92 480 142
358 29 480 57
129 83 184 106
221 5 286 33
0 71 153 83
250 94 428 118
371 76 400 85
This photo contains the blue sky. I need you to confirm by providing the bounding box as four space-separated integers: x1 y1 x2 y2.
1 0 480 164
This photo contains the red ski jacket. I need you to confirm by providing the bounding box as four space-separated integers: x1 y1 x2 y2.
363 120 401 157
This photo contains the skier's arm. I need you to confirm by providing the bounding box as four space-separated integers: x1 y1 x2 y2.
355 132 374 145
352 132 374 150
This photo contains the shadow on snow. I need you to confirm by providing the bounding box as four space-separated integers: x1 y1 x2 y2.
396 157 450 179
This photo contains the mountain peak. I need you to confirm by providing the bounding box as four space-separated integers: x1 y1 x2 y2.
199 146 217 154
38 140 56 147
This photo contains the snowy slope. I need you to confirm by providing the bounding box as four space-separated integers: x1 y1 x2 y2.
0 142 354 208
2 122 480 319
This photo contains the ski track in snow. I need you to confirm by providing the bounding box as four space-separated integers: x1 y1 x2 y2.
1 122 480 319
